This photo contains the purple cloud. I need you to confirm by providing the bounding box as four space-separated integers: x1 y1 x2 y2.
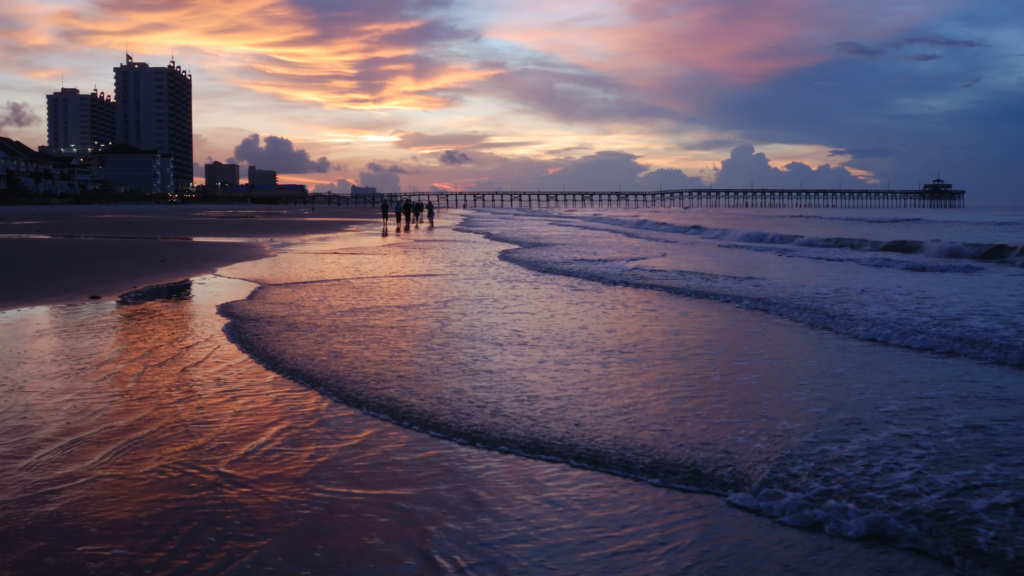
905 35 987 48
232 134 332 174
0 101 38 128
835 42 887 59
439 149 473 165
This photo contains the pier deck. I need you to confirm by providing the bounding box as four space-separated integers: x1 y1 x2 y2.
275 189 966 209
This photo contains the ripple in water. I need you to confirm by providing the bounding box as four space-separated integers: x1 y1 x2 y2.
0 233 956 574
219 217 1024 574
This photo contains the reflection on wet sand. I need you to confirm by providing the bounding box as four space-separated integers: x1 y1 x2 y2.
0 237 954 575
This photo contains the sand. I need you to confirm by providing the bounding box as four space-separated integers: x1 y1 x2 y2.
0 204 379 310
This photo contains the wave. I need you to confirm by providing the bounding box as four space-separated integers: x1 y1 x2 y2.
219 219 1024 575
716 244 986 273
777 214 1024 226
458 219 1023 366
575 216 1024 263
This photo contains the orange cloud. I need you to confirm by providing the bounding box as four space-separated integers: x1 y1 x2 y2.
5 0 502 111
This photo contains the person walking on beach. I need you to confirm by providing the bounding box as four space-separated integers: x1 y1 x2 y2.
394 199 402 231
413 201 423 227
426 201 435 227
381 199 389 225
403 199 412 231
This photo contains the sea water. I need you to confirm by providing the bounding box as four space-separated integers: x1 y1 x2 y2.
1 206 1020 574
216 206 1023 574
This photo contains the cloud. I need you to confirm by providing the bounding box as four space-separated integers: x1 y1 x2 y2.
713 145 869 189
901 54 941 62
479 66 669 123
536 151 703 191
835 42 887 59
962 77 982 88
0 101 38 128
439 149 472 165
311 179 353 194
358 161 409 192
904 35 987 48
359 171 400 193
366 161 407 174
828 148 896 160
231 134 332 174
394 131 489 150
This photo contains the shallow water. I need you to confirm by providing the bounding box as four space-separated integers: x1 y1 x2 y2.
218 210 1024 574
0 219 960 575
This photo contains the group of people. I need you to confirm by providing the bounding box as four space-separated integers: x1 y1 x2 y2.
382 198 434 232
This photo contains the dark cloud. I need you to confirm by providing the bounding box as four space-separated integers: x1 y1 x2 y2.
0 101 38 128
394 131 488 149
713 145 867 189
835 42 887 59
901 54 941 62
439 149 472 165
193 162 203 177
828 148 896 160
962 77 982 88
905 35 987 48
232 134 332 173
366 161 408 174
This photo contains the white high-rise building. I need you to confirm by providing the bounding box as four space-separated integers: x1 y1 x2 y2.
46 87 115 155
114 54 192 190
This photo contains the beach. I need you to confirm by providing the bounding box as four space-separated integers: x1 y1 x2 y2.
0 204 377 310
2 204 1021 574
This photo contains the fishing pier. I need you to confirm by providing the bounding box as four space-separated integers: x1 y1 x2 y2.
288 186 965 210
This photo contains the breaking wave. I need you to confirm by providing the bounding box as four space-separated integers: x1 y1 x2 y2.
574 215 1024 263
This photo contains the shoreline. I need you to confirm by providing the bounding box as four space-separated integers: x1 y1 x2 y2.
0 203 378 311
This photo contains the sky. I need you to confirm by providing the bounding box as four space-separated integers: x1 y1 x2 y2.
0 0 1021 204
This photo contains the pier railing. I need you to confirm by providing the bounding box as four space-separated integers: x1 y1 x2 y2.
275 189 966 209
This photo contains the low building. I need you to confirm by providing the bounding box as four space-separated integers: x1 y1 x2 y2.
0 136 73 194
350 185 377 196
92 143 161 193
205 161 239 189
248 165 277 187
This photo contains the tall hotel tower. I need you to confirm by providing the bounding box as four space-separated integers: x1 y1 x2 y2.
46 87 116 155
114 54 193 190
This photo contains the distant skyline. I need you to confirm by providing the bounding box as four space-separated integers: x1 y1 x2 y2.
0 0 1021 203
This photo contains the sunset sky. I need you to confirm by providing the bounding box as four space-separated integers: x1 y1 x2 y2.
0 0 1021 203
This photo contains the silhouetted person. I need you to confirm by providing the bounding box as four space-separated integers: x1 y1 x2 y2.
413 201 423 227
381 199 389 225
403 199 412 231
426 201 435 227
394 200 402 231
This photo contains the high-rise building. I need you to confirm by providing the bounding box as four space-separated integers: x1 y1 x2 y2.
114 54 192 190
248 165 277 187
45 88 115 155
205 161 239 188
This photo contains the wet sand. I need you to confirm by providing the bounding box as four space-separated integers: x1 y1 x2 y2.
0 225 955 575
0 204 378 310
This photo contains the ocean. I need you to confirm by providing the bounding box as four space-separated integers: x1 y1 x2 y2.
2 205 1021 574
